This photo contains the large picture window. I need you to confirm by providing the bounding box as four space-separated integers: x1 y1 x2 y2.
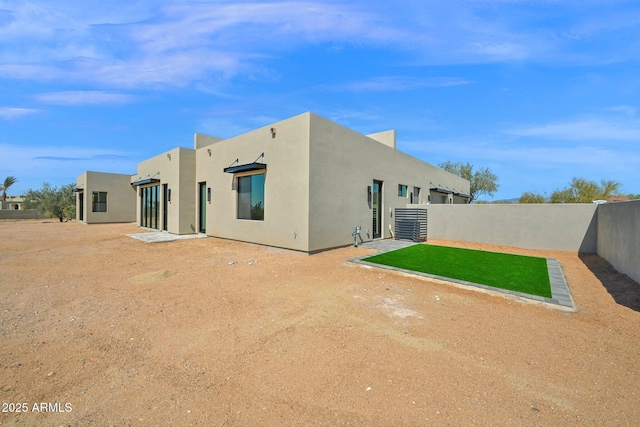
92 191 107 212
237 173 265 220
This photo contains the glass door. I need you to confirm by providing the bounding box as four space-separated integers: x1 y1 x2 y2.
162 184 168 231
372 180 383 238
198 182 207 233
139 185 160 229
78 192 84 221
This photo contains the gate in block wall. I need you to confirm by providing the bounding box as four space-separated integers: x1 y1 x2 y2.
394 208 427 242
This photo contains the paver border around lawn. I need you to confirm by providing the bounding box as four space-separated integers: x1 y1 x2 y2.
349 241 576 311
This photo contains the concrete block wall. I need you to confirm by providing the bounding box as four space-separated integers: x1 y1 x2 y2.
0 209 39 220
596 200 640 284
417 203 598 252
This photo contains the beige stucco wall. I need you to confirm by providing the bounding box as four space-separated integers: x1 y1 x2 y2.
366 130 396 149
76 171 136 223
308 113 470 252
194 133 223 149
134 147 196 234
419 203 598 252
597 200 640 284
195 112 311 251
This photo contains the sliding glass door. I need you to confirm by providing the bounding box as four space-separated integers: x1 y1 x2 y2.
198 182 207 233
140 185 160 229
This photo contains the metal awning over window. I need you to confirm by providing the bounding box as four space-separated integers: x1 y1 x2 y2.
223 162 267 174
430 187 453 194
72 187 83 193
455 192 471 199
131 178 160 187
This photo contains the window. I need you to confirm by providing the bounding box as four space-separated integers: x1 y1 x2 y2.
92 191 107 212
398 184 407 197
237 173 265 220
412 186 420 203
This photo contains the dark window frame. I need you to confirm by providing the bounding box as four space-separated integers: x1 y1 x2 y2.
237 172 265 221
92 191 107 212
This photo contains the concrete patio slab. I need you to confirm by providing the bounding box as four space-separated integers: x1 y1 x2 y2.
357 238 418 252
127 231 209 243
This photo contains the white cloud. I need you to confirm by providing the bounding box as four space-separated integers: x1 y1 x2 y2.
136 1 390 50
0 63 64 81
34 91 137 105
469 41 530 60
0 142 138 193
505 116 640 141
607 105 637 116
0 1 392 88
1 1 638 89
0 107 40 119
0 142 135 164
402 136 640 168
338 76 472 92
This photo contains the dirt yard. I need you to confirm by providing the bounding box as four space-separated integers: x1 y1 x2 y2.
1 220 639 426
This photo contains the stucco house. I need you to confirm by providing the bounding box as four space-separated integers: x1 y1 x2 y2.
0 195 24 210
76 112 470 253
74 171 136 224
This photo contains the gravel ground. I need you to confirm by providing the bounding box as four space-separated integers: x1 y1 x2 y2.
1 219 638 426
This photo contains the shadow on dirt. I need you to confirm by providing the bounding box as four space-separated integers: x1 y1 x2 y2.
579 253 640 312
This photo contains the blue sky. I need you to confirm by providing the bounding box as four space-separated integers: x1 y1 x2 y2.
1 0 639 200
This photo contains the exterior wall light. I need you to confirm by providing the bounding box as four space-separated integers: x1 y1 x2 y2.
167 153 171 160
207 148 212 156
270 127 276 138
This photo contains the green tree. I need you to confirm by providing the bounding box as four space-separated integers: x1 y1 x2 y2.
1 176 17 202
550 178 621 203
22 183 76 222
438 161 499 203
519 192 546 203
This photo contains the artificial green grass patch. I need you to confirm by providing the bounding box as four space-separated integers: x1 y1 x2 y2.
364 244 552 298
